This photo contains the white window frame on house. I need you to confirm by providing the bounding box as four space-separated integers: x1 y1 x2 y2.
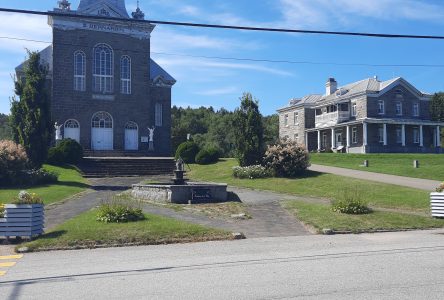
378 100 385 115
74 51 86 91
395 101 403 116
413 102 419 117
351 102 357 117
378 125 384 143
284 114 288 126
396 127 402 143
120 55 131 94
294 112 298 125
352 127 357 144
155 103 163 127
93 43 114 93
413 127 420 144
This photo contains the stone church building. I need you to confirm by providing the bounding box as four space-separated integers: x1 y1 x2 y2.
16 0 176 156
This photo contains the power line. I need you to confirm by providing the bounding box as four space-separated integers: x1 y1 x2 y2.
1 7 444 40
1 35 443 69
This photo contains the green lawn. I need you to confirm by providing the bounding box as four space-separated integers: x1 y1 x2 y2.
284 201 444 233
188 159 444 232
0 164 89 205
310 153 444 181
21 209 233 252
189 159 430 211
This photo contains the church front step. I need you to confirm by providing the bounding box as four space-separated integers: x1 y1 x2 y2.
77 157 175 177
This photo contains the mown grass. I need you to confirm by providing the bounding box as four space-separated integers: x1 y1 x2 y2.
283 201 444 233
0 164 89 205
189 159 430 211
310 153 444 181
21 209 233 252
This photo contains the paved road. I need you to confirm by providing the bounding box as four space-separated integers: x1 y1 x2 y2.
310 164 440 191
1 229 444 299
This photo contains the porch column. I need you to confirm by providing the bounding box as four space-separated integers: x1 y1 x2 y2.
438 126 441 147
401 124 406 147
346 125 351 148
363 122 368 146
420 125 424 147
383 123 387 146
304 132 308 148
331 128 335 148
317 130 321 151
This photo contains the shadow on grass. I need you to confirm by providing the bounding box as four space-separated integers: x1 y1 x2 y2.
33 230 67 241
56 181 91 189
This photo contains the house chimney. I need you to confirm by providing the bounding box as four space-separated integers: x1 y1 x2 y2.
326 78 337 96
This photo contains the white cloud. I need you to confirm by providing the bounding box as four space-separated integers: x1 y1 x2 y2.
0 13 51 53
154 56 294 77
276 0 444 29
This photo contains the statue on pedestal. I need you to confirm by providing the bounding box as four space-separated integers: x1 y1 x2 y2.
148 126 155 151
54 122 63 142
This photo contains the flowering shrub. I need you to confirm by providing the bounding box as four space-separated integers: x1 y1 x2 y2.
12 190 43 205
22 169 58 185
263 139 310 178
0 204 4 218
436 182 444 193
232 165 272 179
0 140 29 186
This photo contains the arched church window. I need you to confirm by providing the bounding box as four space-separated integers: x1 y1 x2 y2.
93 44 113 93
125 121 138 130
74 51 86 91
92 112 113 128
155 103 163 127
120 56 131 94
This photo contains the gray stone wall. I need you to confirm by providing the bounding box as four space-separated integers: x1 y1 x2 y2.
52 25 172 156
367 84 430 119
278 107 306 145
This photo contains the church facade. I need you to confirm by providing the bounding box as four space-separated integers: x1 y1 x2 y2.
16 0 176 156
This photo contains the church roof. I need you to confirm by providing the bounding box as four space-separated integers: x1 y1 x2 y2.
15 46 53 74
77 0 129 18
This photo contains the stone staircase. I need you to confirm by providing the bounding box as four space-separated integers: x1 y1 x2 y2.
77 157 175 178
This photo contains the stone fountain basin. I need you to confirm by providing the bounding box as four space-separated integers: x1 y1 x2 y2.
131 182 228 204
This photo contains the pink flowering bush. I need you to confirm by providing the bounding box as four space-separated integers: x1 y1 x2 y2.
0 140 29 185
263 139 310 178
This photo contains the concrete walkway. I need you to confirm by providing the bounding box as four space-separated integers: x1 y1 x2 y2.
310 164 441 191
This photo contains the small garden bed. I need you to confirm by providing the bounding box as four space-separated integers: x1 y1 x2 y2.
18 209 233 252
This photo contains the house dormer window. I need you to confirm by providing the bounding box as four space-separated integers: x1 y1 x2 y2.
396 101 403 116
413 102 419 117
378 100 385 115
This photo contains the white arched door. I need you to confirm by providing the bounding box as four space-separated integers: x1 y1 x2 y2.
124 122 138 150
91 112 113 150
64 119 80 143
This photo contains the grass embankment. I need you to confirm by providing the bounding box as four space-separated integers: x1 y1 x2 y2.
0 164 89 205
310 153 444 181
21 209 233 252
188 159 444 233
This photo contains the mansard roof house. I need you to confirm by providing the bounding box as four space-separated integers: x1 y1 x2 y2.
16 0 176 157
278 77 443 153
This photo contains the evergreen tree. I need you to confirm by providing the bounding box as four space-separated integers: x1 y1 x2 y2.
430 92 444 121
232 93 264 166
0 113 12 140
10 50 51 168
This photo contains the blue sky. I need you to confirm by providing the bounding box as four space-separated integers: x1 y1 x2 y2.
1 0 444 116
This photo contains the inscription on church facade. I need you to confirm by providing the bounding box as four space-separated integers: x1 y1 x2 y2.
83 22 124 33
